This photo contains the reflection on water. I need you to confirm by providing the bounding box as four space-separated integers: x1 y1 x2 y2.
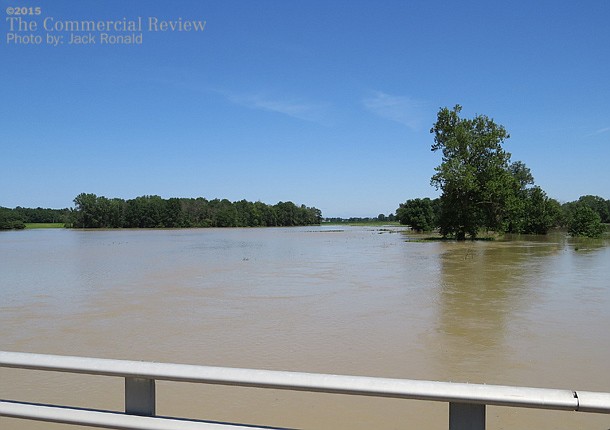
1 227 609 429
433 239 566 382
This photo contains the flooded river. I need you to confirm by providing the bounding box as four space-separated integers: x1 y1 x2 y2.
1 227 609 429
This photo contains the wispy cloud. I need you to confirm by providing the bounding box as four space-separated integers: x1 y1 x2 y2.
141 72 331 124
583 126 610 138
362 91 427 130
224 91 330 124
590 126 610 136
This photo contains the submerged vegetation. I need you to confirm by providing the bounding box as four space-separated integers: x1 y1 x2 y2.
397 193 608 240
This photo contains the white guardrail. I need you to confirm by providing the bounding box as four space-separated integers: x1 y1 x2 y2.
1 351 610 430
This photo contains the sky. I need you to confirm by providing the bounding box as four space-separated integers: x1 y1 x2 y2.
1 1 609 218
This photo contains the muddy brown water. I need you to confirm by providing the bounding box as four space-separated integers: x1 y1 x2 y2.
1 227 609 429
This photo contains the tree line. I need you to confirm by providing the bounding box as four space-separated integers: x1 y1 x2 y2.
71 193 322 228
324 214 397 224
396 195 609 238
396 105 608 239
0 206 71 229
1 195 322 230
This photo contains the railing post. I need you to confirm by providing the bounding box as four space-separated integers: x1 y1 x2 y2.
125 377 155 416
449 402 485 430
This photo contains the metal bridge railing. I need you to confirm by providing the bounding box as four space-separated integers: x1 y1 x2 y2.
1 351 610 430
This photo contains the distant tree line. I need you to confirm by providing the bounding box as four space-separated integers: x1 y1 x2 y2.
71 193 322 228
324 214 397 224
0 206 71 230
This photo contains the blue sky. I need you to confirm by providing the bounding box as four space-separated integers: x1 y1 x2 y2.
1 1 609 217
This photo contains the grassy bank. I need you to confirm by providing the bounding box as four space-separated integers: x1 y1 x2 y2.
25 223 65 229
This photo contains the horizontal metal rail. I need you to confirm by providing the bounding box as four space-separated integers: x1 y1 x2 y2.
0 400 284 430
2 351 610 430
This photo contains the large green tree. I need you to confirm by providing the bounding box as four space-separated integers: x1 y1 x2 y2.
430 105 517 239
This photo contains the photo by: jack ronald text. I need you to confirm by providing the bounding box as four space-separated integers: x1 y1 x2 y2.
4 13 206 46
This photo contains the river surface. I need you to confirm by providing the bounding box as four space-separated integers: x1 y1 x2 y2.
1 227 609 429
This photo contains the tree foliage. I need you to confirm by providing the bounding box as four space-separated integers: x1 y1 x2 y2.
503 186 562 235
565 203 605 238
325 214 396 223
0 206 70 229
521 187 562 235
0 207 25 229
427 105 572 238
396 198 438 231
430 105 518 239
575 195 610 224
13 207 71 223
72 193 322 229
